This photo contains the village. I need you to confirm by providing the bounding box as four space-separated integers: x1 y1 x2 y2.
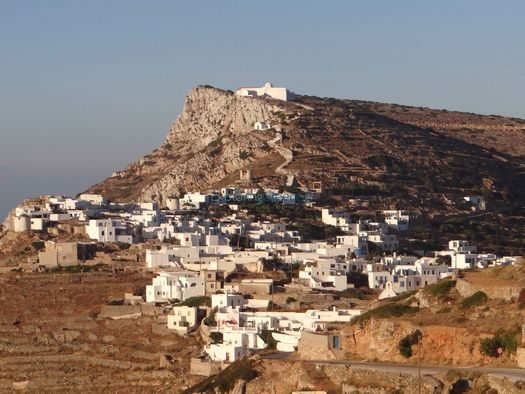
2 181 519 376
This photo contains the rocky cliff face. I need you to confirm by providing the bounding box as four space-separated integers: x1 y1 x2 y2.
86 86 295 203
85 85 525 208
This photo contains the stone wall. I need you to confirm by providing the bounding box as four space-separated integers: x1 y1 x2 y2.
456 278 522 301
98 305 142 319
298 332 336 361
190 357 226 376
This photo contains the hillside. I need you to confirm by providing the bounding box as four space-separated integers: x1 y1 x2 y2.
85 86 525 209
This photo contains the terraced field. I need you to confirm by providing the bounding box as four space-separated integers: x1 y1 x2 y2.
0 270 202 393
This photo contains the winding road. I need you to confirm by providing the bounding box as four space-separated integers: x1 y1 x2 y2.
262 353 525 381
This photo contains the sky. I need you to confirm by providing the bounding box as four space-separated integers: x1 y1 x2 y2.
1 1 524 219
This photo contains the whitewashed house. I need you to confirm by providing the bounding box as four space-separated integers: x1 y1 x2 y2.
335 235 368 256
78 193 107 206
368 233 399 251
167 305 198 334
204 343 249 363
452 253 477 270
212 293 246 311
85 219 133 244
145 272 205 303
449 240 477 253
383 210 410 231
181 192 212 209
321 208 352 231
254 121 270 130
299 260 349 291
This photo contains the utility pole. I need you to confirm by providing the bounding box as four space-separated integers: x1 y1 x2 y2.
418 333 421 394
417 299 421 394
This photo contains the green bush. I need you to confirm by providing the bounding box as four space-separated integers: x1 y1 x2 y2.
398 329 422 358
352 303 419 325
52 263 106 273
426 280 456 298
209 332 223 344
259 330 277 350
338 288 365 300
203 308 217 327
461 291 488 309
31 241 46 250
181 296 211 307
480 329 518 357
346 272 369 288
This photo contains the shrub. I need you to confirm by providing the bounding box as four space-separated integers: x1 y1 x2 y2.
426 280 456 298
437 307 452 314
203 308 217 327
346 272 369 288
259 330 277 349
181 296 211 307
398 329 422 358
31 241 45 250
480 329 518 357
285 297 297 304
54 263 106 273
209 332 223 344
352 303 419 325
338 288 365 300
461 291 488 309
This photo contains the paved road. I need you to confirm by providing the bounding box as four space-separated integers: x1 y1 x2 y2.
262 353 525 381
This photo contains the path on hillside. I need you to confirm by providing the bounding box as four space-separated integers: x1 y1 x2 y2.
262 353 525 381
268 132 295 186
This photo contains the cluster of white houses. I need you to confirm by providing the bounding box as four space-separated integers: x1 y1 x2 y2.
321 208 403 252
162 290 359 362
9 190 519 363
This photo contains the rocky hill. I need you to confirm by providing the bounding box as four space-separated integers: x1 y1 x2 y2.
85 85 525 208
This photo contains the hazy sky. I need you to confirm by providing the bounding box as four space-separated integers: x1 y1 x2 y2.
1 1 524 219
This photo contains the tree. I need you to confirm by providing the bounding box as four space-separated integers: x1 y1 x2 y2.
398 329 422 358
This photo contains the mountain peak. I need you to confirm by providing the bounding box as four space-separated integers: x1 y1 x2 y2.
85 86 525 210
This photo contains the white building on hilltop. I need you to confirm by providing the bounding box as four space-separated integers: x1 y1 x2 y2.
236 82 294 101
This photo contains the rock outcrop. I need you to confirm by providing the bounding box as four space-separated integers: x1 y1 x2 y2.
86 86 294 203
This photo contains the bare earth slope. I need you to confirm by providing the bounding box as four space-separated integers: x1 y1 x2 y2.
86 86 525 208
